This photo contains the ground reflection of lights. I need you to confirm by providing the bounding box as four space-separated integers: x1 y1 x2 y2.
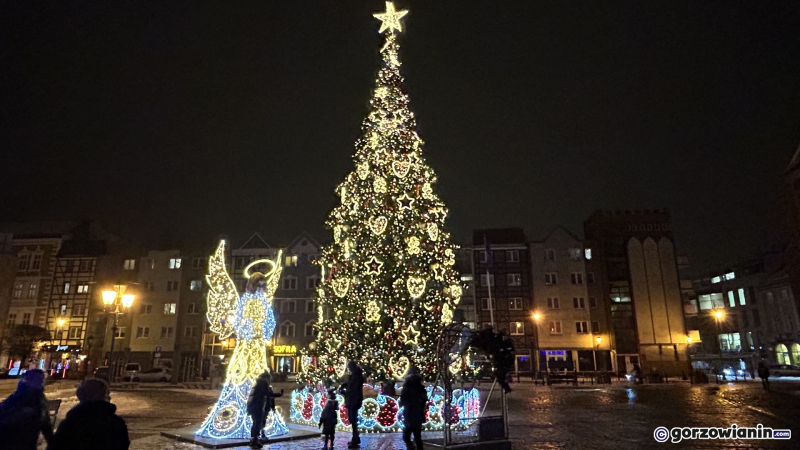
626 388 637 404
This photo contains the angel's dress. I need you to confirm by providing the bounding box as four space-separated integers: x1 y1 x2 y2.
196 292 289 439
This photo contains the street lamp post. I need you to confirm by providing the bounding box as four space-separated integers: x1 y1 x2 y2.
532 312 542 379
102 286 135 381
713 309 725 382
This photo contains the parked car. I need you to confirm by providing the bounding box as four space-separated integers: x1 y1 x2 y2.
769 364 800 377
93 366 110 381
131 367 172 383
123 363 141 381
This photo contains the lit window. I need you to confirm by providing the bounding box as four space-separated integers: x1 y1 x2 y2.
190 280 202 291
114 327 126 338
549 321 562 334
77 285 89 294
164 303 177 315
460 274 473 282
610 286 631 303
738 288 746 306
507 273 521 286
584 248 592 260
511 322 525 335
480 274 495 286
63 283 71 294
545 273 558 285
285 255 299 266
711 276 721 284
547 297 559 309
568 248 582 260
698 293 724 310
727 291 735 308
506 250 519 262
123 259 136 270
718 332 741 352
724 272 735 281
575 321 588 334
508 298 523 310
169 258 182 269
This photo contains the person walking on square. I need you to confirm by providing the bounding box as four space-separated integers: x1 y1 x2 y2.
0 369 53 449
757 361 770 391
319 387 339 450
247 371 284 449
47 378 129 450
400 369 428 450
342 361 363 448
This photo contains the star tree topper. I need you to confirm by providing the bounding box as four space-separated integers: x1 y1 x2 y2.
374 1 408 34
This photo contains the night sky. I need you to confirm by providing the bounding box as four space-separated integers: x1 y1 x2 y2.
2 1 800 274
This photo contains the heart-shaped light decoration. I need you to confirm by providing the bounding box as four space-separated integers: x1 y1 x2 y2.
449 284 463 303
369 216 388 235
389 356 410 378
406 277 426 298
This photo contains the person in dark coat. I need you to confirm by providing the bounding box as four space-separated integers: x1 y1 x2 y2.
246 371 283 449
400 370 428 450
47 378 129 450
757 362 770 391
341 361 363 448
0 369 53 449
318 387 339 450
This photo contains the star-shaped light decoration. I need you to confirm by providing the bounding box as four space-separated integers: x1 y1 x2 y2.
374 1 408 34
365 256 384 275
401 324 420 346
398 193 414 210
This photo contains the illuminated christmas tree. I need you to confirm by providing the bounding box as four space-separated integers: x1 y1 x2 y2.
302 1 462 383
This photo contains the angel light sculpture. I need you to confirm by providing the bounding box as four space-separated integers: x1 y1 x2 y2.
196 240 289 439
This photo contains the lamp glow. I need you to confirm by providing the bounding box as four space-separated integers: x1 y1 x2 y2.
102 290 116 306
121 294 135 308
532 312 542 321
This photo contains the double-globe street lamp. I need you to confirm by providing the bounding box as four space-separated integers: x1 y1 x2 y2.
102 286 135 381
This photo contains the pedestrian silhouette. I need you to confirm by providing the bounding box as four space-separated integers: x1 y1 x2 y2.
0 369 53 449
247 371 283 449
340 361 364 448
757 362 770 391
400 368 428 450
319 387 339 450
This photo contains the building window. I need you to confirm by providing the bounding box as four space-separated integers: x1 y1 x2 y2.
79 260 92 272
27 283 38 299
587 272 595 284
114 327 126 339
547 297 559 309
506 250 519 262
191 257 205 269
60 304 67 315
575 321 588 334
481 298 497 310
507 273 521 286
306 276 320 290
136 327 150 338
147 258 156 269
164 303 177 315
63 283 71 294
77 284 89 294
724 272 735 281
68 326 82 339
478 251 488 263
188 303 199 314
589 297 597 308
569 248 582 260
7 314 16 327
285 255 299 267
570 273 584 285
509 298 523 310
718 332 741 352
169 258 182 269
281 300 297 314
742 311 749 327
123 259 136 270
545 249 556 261
139 304 153 314
13 283 23 299
165 281 177 291
283 277 298 290
727 291 736 308
72 304 86 316
545 273 558 285
280 321 295 337
711 276 721 284
184 326 198 338
480 274 495 287
190 280 202 291
31 254 42 271
304 320 316 337
161 327 174 338
510 321 525 335
306 300 315 313
548 321 562 334
584 248 592 260
591 321 600 333
737 288 746 306
698 293 724 310
573 297 585 309
752 310 761 327
18 254 30 271
21 313 31 325
610 285 631 303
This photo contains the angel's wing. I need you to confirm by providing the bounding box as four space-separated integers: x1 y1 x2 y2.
206 240 238 339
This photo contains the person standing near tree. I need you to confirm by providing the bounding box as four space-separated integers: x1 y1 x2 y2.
246 371 284 449
400 369 428 450
341 361 363 448
0 369 53 449
757 361 770 391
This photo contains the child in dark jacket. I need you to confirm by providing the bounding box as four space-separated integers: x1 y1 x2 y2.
319 387 339 450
